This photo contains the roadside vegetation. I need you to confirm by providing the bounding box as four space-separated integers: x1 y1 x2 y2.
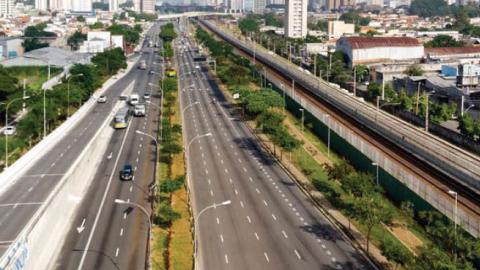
0 48 126 170
151 25 193 270
195 23 480 270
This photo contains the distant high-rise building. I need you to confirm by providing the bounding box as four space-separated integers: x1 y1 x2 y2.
134 0 155 13
72 0 92 11
244 0 254 11
254 0 266 12
35 0 48 10
285 0 307 38
326 0 340 10
0 0 15 16
109 0 118 11
228 0 243 12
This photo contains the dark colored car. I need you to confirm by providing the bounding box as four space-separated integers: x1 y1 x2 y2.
120 164 133 180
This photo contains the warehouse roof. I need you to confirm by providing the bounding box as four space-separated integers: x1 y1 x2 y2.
425 46 480 55
344 36 422 49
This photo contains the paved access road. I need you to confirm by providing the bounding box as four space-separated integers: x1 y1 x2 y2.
177 31 374 270
53 24 165 270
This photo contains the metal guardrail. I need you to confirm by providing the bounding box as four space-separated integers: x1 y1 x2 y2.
200 20 480 197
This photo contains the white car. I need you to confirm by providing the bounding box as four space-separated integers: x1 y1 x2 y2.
97 95 107 103
4 126 16 136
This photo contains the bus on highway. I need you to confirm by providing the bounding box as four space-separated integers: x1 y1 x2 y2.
114 107 130 129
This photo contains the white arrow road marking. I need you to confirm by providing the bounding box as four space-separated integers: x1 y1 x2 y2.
77 218 86 233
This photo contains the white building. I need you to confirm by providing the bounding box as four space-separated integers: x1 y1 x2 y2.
228 0 243 12
35 0 48 10
284 0 307 38
327 20 355 39
79 31 124 53
336 36 424 66
71 0 92 12
0 0 15 17
0 37 23 59
109 0 118 12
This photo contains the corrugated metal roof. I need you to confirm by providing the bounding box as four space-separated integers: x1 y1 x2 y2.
425 47 480 55
345 36 421 49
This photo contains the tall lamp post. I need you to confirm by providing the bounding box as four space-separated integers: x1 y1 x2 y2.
280 83 285 114
299 108 304 131
194 200 232 270
448 190 458 264
5 96 30 168
114 199 152 269
425 91 435 132
67 73 83 118
324 114 330 157
372 162 379 185
147 83 164 140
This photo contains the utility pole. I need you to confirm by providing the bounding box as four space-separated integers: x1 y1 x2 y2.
461 95 465 117
415 82 421 115
381 78 385 100
313 54 317 77
353 66 357 97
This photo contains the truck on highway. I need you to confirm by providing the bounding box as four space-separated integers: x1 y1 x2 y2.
134 104 146 117
138 60 147 70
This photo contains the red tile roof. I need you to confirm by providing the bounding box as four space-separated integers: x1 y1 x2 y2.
425 47 480 55
345 36 422 49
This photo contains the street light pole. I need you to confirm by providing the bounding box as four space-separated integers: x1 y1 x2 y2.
426 91 435 132
148 83 165 141
280 83 285 114
67 73 83 118
114 199 152 269
448 190 458 264
299 108 304 131
194 200 231 270
5 96 30 168
372 162 379 185
325 114 330 157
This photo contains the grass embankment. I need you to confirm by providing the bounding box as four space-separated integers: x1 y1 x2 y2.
6 66 62 90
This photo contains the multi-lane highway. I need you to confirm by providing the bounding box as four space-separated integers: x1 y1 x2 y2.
53 25 165 270
177 28 373 270
0 23 160 265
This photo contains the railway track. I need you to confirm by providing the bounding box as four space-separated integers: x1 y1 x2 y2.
198 19 480 234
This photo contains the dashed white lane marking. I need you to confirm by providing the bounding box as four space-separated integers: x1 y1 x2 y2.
326 250 332 256
249 177 253 182
294 249 302 260
242 167 247 172
264 252 270 263
27 187 33 193
210 190 214 197
271 214 277 221
123 212 127 219
321 244 326 249
50 163 55 167
115 248 119 257
234 189 238 195
263 200 268 206
205 169 209 175
246 216 252 223
120 228 124 236
240 201 244 208
216 217 220 224
220 234 224 243
255 188 261 194
331 257 337 262
225 255 229 264
137 150 140 155
208 179 211 185
254 232 260 240
229 178 233 184
224 168 228 173
129 186 133 192
282 230 288 239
